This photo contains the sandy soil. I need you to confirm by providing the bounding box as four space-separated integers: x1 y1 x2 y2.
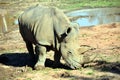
0 22 120 80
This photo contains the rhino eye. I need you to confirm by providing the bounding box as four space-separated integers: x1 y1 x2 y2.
68 51 72 55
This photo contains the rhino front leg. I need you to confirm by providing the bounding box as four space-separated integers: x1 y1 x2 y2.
54 50 61 67
34 44 46 70
25 41 34 55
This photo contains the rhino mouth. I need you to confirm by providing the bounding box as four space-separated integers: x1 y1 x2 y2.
64 57 81 69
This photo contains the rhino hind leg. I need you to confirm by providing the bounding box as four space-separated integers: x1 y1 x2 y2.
34 45 46 70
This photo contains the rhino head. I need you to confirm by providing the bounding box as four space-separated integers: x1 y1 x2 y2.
60 23 82 69
52 8 82 69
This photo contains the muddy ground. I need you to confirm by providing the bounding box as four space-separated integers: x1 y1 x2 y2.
0 22 120 80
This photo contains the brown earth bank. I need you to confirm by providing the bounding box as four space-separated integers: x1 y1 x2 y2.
0 22 120 80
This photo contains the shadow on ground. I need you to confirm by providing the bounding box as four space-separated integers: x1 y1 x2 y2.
0 53 120 74
84 60 120 74
0 53 70 69
0 53 120 80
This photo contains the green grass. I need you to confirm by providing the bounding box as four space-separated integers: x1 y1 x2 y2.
39 0 120 10
63 0 119 10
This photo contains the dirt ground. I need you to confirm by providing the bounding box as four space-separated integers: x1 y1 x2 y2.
0 22 120 80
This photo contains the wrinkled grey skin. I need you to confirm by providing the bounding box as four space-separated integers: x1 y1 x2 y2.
18 5 81 69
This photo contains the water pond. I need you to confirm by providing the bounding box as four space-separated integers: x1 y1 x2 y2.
66 8 120 27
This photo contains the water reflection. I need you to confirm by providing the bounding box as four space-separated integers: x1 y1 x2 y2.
66 8 120 27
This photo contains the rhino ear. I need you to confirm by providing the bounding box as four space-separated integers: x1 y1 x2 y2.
60 27 72 41
65 27 72 35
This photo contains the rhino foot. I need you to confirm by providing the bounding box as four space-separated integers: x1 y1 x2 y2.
33 65 45 70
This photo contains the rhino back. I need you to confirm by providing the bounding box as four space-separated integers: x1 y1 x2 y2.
19 5 54 45
19 5 71 48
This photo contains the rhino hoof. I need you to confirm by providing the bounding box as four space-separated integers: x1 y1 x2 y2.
33 65 45 70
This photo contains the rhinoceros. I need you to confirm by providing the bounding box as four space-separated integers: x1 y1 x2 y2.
18 5 81 69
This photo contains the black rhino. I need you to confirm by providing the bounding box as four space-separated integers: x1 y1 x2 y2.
18 5 81 69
